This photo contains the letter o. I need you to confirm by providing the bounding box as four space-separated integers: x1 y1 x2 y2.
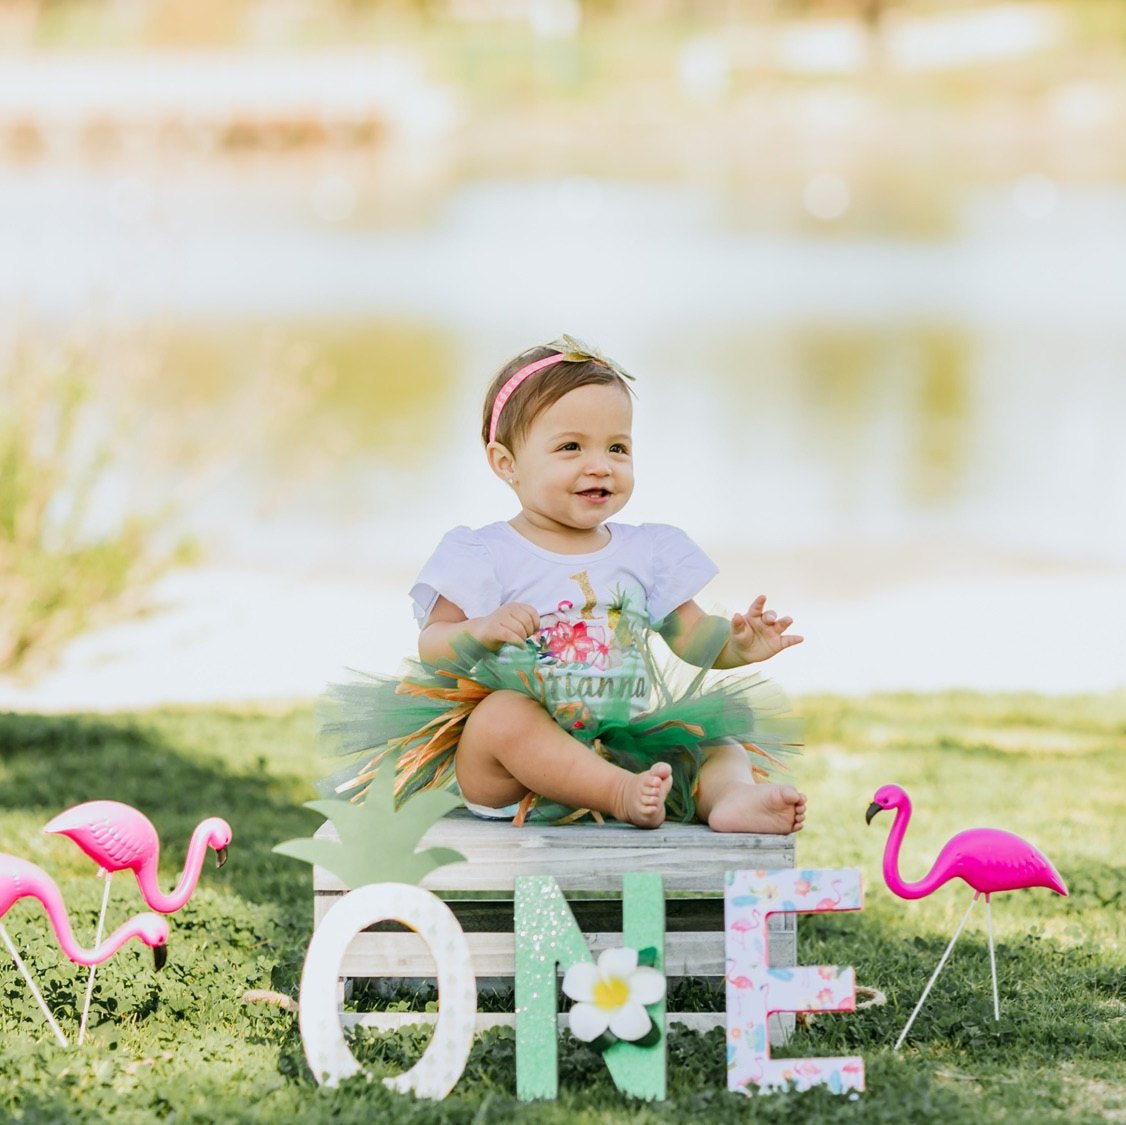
299 883 477 1100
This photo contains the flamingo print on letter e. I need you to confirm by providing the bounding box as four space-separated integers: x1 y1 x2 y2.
724 868 865 1096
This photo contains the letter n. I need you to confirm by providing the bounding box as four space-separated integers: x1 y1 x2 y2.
514 873 665 1101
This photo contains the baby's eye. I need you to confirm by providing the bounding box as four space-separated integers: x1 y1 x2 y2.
558 441 580 452
610 443 630 455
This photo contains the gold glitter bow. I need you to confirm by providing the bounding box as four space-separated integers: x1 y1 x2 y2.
548 334 635 383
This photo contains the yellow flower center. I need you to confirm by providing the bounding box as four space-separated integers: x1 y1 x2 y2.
593 976 630 1011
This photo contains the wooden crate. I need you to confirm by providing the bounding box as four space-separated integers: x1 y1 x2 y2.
312 810 797 1040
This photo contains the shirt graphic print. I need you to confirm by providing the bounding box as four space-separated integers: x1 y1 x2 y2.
524 570 651 723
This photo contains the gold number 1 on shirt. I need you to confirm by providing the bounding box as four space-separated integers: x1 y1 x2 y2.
570 571 598 619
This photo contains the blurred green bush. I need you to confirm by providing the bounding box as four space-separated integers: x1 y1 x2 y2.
0 343 193 679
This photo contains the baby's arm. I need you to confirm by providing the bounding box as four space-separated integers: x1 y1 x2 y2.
660 595 803 669
418 595 540 664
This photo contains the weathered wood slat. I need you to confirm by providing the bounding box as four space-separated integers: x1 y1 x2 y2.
314 892 797 934
334 928 794 979
312 812 796 894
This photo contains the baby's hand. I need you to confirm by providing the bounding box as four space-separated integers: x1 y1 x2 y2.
471 602 540 650
728 595 803 664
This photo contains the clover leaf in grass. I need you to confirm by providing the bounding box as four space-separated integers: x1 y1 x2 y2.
273 767 466 887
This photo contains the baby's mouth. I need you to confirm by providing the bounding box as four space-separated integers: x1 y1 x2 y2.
578 488 611 499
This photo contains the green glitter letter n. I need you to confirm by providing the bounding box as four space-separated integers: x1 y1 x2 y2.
514 873 666 1101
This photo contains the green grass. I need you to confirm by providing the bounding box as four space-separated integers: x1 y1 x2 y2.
0 694 1123 1122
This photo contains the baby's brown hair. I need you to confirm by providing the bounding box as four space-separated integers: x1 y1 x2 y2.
481 340 633 451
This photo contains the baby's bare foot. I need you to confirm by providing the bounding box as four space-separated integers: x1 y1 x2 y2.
615 762 672 829
707 783 806 835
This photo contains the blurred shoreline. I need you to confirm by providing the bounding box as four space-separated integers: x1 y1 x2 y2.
3 5 1126 180
1 538 1122 713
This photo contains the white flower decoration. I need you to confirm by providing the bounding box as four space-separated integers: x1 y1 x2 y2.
561 947 666 1044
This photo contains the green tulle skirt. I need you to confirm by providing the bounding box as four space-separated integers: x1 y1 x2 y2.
318 633 800 825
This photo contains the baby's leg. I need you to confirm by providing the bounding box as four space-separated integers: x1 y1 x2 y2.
456 690 672 829
695 739 806 835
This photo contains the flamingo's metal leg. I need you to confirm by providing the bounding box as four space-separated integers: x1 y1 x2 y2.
1 922 68 1047
986 893 999 1021
895 893 979 1051
78 869 112 1046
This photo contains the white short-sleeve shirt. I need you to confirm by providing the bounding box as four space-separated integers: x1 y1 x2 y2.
409 521 717 719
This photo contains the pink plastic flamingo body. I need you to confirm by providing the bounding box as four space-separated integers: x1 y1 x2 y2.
866 783 1067 1048
44 800 231 913
0 854 168 967
866 784 1068 900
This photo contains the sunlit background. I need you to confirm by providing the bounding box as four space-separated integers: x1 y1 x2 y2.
2 0 1124 707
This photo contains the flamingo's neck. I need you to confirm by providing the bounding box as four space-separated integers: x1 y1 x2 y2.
90 919 153 965
137 822 213 912
35 879 152 964
883 799 947 900
32 879 94 962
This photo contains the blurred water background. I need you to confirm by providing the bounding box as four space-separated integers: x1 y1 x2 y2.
2 0 1124 707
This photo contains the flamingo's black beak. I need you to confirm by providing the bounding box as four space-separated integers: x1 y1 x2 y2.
153 944 168 971
216 846 228 869
865 802 883 825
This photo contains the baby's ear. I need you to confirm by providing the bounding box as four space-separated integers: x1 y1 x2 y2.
485 440 517 481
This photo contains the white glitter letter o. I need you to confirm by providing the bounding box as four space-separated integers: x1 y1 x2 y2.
299 883 477 1100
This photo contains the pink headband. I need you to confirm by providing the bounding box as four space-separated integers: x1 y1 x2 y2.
487 352 568 444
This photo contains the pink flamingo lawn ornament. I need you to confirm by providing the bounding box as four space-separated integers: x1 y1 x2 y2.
866 783 1068 1050
44 801 231 1044
1 854 168 1047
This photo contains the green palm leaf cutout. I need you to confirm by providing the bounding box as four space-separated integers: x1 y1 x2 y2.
273 767 466 887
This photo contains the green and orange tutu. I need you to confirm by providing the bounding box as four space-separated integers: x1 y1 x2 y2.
318 633 801 825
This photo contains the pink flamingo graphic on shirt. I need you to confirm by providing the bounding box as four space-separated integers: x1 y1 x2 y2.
45 800 230 1043
866 783 1068 1049
0 854 168 1046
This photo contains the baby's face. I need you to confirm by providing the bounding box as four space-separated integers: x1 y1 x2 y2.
510 383 634 535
